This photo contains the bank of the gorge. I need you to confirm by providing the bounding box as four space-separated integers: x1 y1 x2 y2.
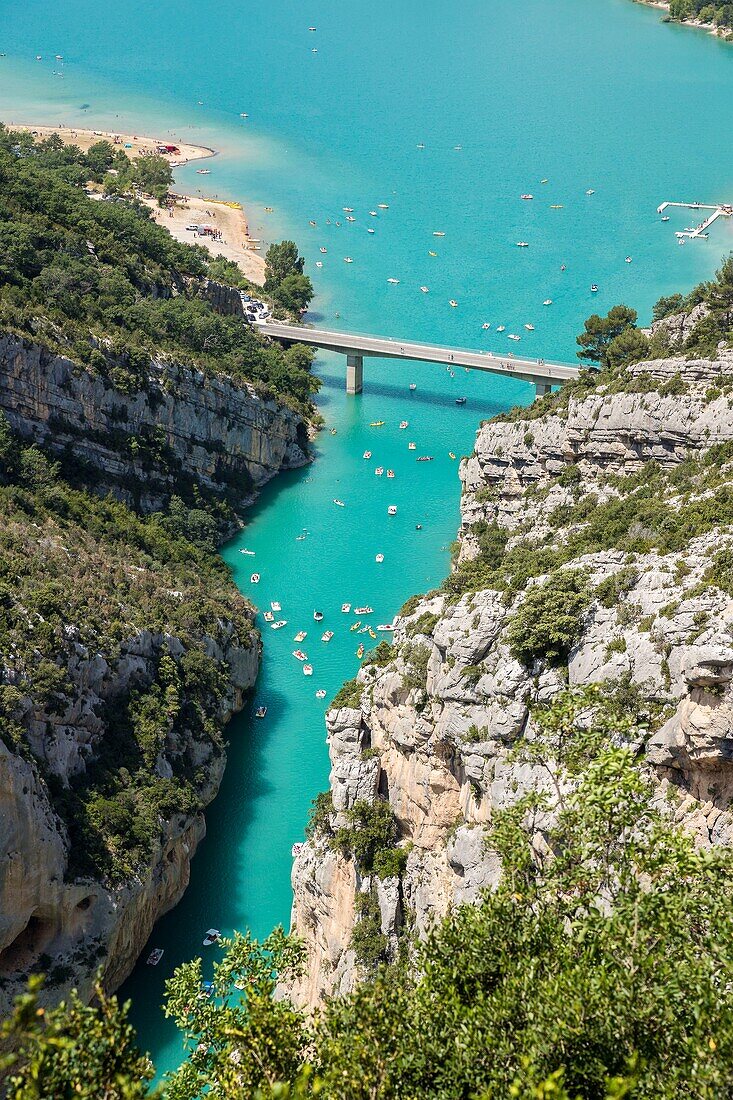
290 270 733 1007
0 125 315 1012
634 0 733 39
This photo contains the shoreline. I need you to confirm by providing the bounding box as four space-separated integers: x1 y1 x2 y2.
632 0 733 40
8 121 266 284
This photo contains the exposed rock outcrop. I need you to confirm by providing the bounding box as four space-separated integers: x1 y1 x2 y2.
0 332 309 516
290 353 733 1005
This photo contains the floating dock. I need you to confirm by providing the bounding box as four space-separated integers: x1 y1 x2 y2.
658 200 733 240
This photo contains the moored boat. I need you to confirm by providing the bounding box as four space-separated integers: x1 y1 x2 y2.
264 611 274 622
250 573 260 583
294 631 307 642
321 630 334 642
341 603 351 613
147 948 164 966
354 605 374 615
203 928 221 947
303 664 313 676
388 505 398 514
271 620 287 629
255 706 268 719
292 649 308 661
313 610 324 621
375 553 384 563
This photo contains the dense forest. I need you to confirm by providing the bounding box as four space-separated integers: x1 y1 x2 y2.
0 125 318 412
666 0 733 29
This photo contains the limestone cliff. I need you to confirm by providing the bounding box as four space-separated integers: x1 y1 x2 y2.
289 349 733 1006
0 331 309 517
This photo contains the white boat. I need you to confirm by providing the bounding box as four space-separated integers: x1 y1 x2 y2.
342 603 351 613
239 548 255 555
625 256 632 263
399 420 408 429
516 241 529 248
250 573 260 584
586 189 595 195
387 469 395 478
521 193 534 200
321 630 334 642
320 247 328 254
294 631 307 642
296 532 307 540
255 706 267 719
344 257 353 263
197 169 211 175
387 277 400 285
409 383 417 391
524 323 535 331
368 228 375 234
591 284 599 293
375 553 384 563
388 505 397 515
377 622 396 632
147 948 164 966
482 322 491 330
497 325 506 332
303 664 313 676
661 215 670 222
315 689 327 699
271 601 281 612
333 499 345 507
316 261 323 267
375 466 384 476
543 299 553 306
346 216 356 222
508 334 521 341
271 620 287 630
293 649 308 661
363 450 372 459
314 610 324 621
264 611 274 622
369 211 377 216
354 605 374 615
408 442 416 450
203 928 221 947
420 286 429 293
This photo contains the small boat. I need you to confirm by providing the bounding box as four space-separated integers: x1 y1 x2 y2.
375 466 384 476
292 842 304 857
370 420 385 427
409 383 417 391
368 628 377 639
239 548 255 555
521 194 534 200
375 553 384 563
417 143 425 149
455 397 466 405
255 706 267 719
429 250 437 256
203 929 221 947
296 532 307 541
449 300 458 307
303 664 313 676
625 256 632 263
378 203 389 209
359 625 370 634
342 603 351 613
387 277 400 285
586 189 595 195
316 689 327 699
590 284 599 293
661 215 670 222
433 231 445 237
497 325 506 332
240 112 249 118
368 228 375 234
377 623 395 632
420 286 429 293
387 469 395 478
147 948 164 966
333 499 345 507
516 241 529 248
197 169 210 175
250 573 260 584
265 206 273 213
415 523 422 530
541 178 549 183
294 631 307 642
524 323 535 331
264 611 274 622
346 216 356 222
350 620 362 631
448 451 456 459
309 220 317 227
316 261 323 268
292 649 308 661
271 620 287 630
363 450 372 459
321 630 334 642
271 601 281 612
356 644 365 658
543 299 553 306
416 456 433 463
314 610 324 621
388 505 398 515
344 257 353 263
320 247 328 254
408 442 417 450
312 47 318 53
482 322 491 330
550 204 564 209
370 210 378 217
399 420 409 429
508 334 521 341
355 605 374 615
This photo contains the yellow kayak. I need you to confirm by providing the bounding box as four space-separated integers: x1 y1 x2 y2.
350 620 362 632
368 628 377 639
356 643 365 658
449 451 456 460
370 421 385 427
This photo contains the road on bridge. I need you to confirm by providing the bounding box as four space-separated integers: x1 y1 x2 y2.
254 321 580 390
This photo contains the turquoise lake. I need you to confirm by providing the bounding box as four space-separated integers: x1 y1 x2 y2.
1 0 732 1074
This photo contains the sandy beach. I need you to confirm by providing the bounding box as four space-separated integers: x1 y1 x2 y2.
145 194 266 284
10 122 266 284
8 123 214 166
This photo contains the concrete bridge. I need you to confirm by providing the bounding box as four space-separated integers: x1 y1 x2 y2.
254 320 580 397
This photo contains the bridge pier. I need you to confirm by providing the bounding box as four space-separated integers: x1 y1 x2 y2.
346 353 364 395
532 379 552 399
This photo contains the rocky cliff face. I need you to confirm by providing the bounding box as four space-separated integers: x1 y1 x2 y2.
0 331 309 516
289 350 733 1006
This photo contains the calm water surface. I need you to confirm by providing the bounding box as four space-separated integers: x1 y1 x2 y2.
1 0 731 1074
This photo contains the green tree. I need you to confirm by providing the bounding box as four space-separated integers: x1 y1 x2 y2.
576 305 638 367
273 272 314 314
264 241 305 289
506 569 590 667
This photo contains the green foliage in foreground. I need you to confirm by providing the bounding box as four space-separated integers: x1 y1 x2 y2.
0 125 317 411
9 688 733 1098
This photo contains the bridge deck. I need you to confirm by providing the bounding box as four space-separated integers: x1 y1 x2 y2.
255 321 579 384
